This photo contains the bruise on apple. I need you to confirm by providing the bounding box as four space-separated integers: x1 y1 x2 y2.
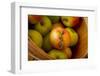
50 27 71 50
58 31 65 49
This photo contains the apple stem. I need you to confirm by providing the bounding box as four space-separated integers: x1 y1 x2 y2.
40 20 44 25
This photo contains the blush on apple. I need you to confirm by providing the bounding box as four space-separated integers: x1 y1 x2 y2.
61 16 80 27
28 15 42 24
50 27 71 50
66 28 78 46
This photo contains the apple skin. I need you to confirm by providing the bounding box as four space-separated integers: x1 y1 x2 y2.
28 30 43 48
34 16 52 36
63 48 72 59
66 28 78 46
28 15 42 24
52 23 64 29
42 34 53 52
48 49 68 59
61 16 80 27
48 16 60 24
50 27 71 50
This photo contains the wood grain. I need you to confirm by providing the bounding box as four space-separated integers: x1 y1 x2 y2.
28 50 40 60
28 37 54 60
72 17 88 58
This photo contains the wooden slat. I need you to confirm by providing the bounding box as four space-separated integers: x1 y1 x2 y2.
28 50 40 60
72 17 88 58
28 37 54 60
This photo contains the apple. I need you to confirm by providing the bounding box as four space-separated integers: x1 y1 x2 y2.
28 30 43 48
48 16 60 24
50 27 71 50
61 16 80 27
63 48 72 58
52 23 64 29
34 16 52 36
42 34 53 52
28 15 42 24
66 28 78 46
48 49 68 59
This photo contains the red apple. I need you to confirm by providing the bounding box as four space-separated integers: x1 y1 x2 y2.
61 16 80 27
50 27 71 50
28 15 42 24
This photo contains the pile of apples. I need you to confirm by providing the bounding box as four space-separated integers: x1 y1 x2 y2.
28 15 81 59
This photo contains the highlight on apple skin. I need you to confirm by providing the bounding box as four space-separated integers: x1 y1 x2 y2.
28 30 43 48
48 49 68 59
34 16 52 36
66 27 78 46
61 16 80 27
50 27 71 50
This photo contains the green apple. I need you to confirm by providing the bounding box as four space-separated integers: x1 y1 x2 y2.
42 34 52 52
61 16 80 27
66 28 78 46
48 16 60 23
34 16 52 36
28 30 43 48
50 27 71 50
48 49 68 59
28 15 42 24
